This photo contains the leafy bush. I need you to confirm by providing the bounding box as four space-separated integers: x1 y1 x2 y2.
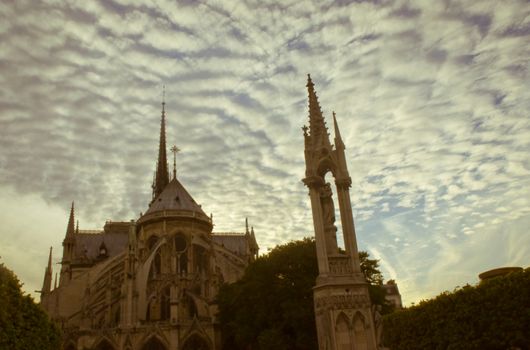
383 268 530 350
0 263 61 350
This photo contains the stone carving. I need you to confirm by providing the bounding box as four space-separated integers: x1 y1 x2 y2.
320 183 336 229
328 256 353 275
314 294 371 311
372 305 383 347
303 76 378 349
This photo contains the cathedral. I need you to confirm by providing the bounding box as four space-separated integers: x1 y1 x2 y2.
39 99 259 350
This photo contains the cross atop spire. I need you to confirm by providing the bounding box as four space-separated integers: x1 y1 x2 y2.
170 145 180 180
153 89 170 200
162 85 166 114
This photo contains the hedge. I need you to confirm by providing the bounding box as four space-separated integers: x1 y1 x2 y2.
382 268 530 350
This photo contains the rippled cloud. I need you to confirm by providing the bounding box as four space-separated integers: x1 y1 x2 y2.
0 0 529 304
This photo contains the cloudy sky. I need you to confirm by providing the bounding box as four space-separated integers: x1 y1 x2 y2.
1 0 529 305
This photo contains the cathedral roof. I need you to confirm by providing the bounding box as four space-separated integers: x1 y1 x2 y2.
212 234 250 256
144 178 206 217
73 232 129 263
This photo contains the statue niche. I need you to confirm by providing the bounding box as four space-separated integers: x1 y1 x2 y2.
319 182 339 254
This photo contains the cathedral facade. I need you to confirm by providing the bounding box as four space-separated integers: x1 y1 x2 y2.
39 101 258 350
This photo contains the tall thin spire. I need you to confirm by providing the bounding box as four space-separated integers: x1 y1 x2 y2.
306 74 331 148
47 246 53 270
153 88 170 199
333 111 345 150
41 247 53 294
66 202 75 236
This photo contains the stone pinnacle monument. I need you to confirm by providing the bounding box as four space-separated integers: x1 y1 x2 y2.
302 75 379 350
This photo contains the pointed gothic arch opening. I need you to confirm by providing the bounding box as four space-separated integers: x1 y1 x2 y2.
181 334 210 350
352 311 368 350
175 233 189 275
141 336 167 350
179 292 198 320
93 338 115 350
335 312 351 350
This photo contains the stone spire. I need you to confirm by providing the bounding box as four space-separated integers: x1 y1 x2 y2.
66 202 75 237
61 202 76 286
245 217 249 235
302 76 379 350
332 112 344 150
306 74 331 149
152 95 170 199
41 247 53 294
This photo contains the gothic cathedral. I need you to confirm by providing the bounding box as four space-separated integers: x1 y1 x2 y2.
39 100 259 350
302 75 379 350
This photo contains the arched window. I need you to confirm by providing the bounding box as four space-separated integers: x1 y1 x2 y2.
194 245 208 274
160 286 171 321
335 313 351 350
175 234 188 275
148 252 162 281
179 252 188 274
174 234 187 252
182 334 209 350
353 313 368 348
147 235 159 251
141 337 167 350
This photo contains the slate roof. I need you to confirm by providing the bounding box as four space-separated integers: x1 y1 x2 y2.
73 232 128 262
144 178 206 216
212 234 249 257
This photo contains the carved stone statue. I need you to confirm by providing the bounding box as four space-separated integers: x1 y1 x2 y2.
320 183 336 229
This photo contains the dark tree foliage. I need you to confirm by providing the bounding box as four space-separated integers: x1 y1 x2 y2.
216 238 389 350
383 268 530 350
0 263 61 350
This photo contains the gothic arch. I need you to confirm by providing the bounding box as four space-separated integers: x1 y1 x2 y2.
93 337 116 350
352 311 368 349
335 312 351 350
181 333 211 350
147 235 159 251
141 335 168 350
317 155 337 179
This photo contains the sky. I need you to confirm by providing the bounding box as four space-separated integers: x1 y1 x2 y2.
0 0 529 306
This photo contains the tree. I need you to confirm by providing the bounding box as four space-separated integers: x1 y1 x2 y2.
216 238 390 350
0 262 61 350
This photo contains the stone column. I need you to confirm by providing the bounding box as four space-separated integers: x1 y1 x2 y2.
309 186 330 275
335 178 361 273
